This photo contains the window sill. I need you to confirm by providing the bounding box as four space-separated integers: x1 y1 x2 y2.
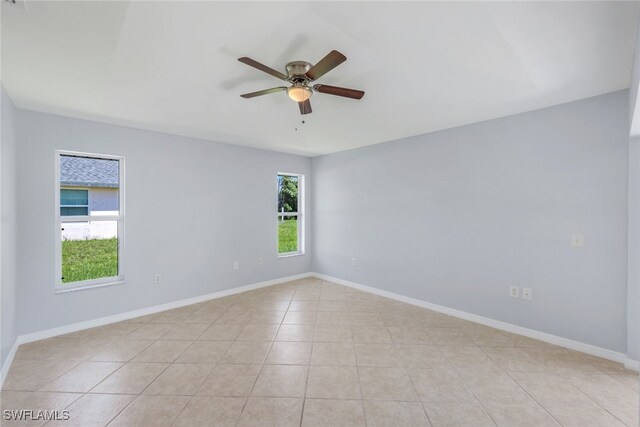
278 252 305 259
55 279 124 294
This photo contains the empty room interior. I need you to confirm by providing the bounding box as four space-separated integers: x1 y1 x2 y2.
2 1 640 426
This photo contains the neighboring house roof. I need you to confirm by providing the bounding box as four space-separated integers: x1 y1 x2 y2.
60 155 119 188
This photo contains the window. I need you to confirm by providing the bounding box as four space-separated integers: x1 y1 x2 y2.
60 189 89 216
277 173 304 256
55 151 124 291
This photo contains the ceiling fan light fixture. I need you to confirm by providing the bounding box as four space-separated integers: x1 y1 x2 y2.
287 85 312 102
238 50 364 115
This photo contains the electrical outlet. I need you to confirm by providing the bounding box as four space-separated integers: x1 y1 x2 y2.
258 257 264 265
351 257 357 266
522 288 532 301
571 233 584 247
233 260 240 270
510 286 520 298
154 274 161 284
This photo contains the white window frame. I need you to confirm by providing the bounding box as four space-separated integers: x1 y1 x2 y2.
54 150 125 293
277 172 305 258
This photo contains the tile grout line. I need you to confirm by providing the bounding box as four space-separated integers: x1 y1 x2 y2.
44 322 155 427
499 367 563 426
347 301 366 426
103 331 193 425
112 299 238 425
382 307 435 426
438 345 498 426
498 348 633 426
498 359 609 426
297 300 320 427
236 286 293 426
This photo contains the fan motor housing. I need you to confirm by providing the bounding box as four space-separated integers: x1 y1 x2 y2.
286 61 312 79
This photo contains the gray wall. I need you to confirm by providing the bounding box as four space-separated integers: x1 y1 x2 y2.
1 87 18 367
312 90 629 354
627 15 640 363
628 136 640 361
631 16 640 136
14 109 311 337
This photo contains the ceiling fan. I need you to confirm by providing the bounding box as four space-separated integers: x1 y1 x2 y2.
238 50 365 115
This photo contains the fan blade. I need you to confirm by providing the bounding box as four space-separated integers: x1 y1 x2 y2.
299 99 312 115
238 57 288 81
305 50 346 81
240 87 287 98
314 84 364 100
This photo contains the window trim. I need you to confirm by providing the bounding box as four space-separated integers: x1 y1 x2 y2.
54 150 125 293
277 172 305 258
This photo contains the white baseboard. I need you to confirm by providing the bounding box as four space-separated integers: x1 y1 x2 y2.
625 358 640 371
0 272 312 387
311 272 638 371
0 339 20 389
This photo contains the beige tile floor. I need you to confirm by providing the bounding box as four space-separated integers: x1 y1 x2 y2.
2 278 638 426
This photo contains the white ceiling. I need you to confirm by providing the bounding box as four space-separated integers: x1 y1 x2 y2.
2 1 639 156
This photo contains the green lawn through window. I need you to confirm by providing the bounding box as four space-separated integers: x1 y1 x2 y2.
278 219 298 254
62 238 118 283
